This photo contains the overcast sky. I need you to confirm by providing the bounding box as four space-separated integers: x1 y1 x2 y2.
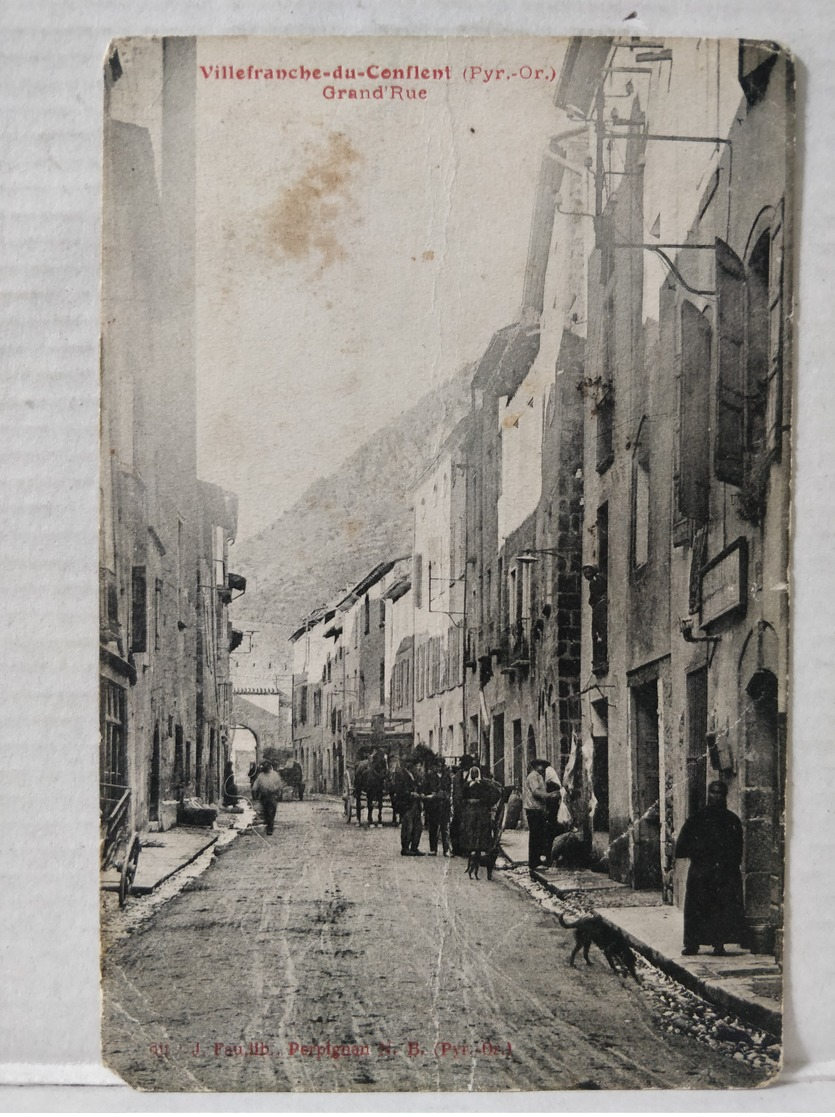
192 37 569 541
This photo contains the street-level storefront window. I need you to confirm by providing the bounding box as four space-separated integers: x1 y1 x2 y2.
100 677 127 810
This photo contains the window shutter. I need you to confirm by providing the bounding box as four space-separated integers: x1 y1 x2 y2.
413 554 423 609
131 566 147 652
679 302 712 522
715 239 746 486
766 200 785 459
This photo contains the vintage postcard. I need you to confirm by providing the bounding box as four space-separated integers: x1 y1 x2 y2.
99 35 792 1091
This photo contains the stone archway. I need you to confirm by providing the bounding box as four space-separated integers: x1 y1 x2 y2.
229 725 259 790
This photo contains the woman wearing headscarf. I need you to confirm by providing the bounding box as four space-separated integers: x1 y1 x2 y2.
459 766 503 861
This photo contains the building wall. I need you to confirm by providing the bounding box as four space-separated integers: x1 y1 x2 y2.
462 133 588 790
412 439 467 756
384 584 414 729
291 615 330 792
568 38 792 954
100 39 238 832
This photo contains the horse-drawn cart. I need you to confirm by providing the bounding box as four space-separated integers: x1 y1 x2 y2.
343 717 413 825
277 760 305 800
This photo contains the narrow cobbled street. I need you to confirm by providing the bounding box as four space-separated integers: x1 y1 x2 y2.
102 799 769 1093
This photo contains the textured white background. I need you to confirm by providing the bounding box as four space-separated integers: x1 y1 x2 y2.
0 0 833 1108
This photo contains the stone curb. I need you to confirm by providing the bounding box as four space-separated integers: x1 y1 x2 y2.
132 833 219 895
530 867 782 1041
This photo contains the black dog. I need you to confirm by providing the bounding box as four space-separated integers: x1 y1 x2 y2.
558 912 639 980
466 849 499 881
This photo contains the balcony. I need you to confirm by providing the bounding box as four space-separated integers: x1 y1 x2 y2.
511 617 531 667
218 571 247 603
499 619 530 674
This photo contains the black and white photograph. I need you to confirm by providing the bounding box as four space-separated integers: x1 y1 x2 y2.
95 32 796 1094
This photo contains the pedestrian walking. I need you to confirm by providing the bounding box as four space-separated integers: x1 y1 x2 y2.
252 761 283 836
523 758 558 876
391 757 425 856
675 780 746 956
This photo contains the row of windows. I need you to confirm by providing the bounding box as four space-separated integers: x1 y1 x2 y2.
298 684 325 727
595 222 784 535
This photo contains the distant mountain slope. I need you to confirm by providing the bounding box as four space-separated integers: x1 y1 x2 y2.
230 367 474 672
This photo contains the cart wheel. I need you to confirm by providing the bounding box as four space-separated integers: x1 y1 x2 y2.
119 833 141 908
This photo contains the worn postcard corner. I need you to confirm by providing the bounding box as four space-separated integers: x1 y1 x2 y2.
99 34 791 1092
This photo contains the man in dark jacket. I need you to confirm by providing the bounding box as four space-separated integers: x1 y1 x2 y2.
675 780 746 956
391 758 425 856
423 756 452 856
523 758 558 876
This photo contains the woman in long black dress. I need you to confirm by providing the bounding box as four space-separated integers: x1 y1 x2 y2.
675 780 746 956
459 766 503 859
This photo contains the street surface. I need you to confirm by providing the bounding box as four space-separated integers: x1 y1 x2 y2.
102 798 769 1092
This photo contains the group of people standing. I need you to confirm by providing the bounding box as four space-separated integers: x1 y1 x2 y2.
246 747 748 960
390 753 504 862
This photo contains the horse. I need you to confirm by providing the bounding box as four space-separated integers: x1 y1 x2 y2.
353 749 388 826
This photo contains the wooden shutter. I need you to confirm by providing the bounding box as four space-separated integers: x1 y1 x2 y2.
715 239 746 486
131 565 147 653
680 302 712 522
766 199 785 459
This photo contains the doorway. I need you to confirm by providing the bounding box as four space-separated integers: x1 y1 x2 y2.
492 714 505 784
591 698 609 835
743 668 781 953
686 669 708 817
512 718 523 787
631 679 662 889
208 728 217 803
149 724 160 822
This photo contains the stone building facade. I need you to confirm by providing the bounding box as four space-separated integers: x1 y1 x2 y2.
100 40 243 831
557 37 792 955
